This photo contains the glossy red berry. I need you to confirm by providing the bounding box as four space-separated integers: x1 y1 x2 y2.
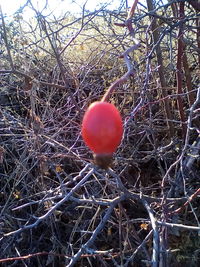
81 101 123 154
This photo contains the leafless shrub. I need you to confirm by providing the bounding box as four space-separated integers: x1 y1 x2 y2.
0 0 200 266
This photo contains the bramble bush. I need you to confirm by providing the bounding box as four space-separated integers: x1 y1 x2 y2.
0 0 200 266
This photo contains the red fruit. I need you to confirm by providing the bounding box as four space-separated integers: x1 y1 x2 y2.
81 101 123 154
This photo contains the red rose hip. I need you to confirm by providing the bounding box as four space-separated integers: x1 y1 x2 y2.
81 101 123 154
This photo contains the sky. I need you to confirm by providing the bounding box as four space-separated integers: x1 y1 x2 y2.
0 0 169 21
0 0 131 19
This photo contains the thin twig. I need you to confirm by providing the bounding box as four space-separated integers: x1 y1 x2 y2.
68 195 126 267
143 200 160 267
2 165 94 238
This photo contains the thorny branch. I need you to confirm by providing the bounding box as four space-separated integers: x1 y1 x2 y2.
101 0 140 102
